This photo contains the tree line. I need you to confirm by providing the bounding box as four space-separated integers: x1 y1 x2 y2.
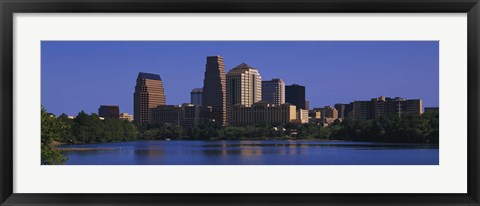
328 112 439 143
56 111 138 144
41 106 139 164
138 111 439 143
43 106 438 144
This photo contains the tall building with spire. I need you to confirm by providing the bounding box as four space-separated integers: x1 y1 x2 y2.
202 56 227 125
134 72 166 126
226 63 262 122
262 78 285 105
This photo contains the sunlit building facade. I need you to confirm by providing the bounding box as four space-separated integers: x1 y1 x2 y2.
229 102 296 126
119 113 134 122
293 109 309 124
133 72 166 125
226 63 262 123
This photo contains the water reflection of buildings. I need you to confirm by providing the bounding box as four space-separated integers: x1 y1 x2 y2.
240 149 262 156
213 148 263 157
134 146 165 159
208 143 264 157
213 143 307 157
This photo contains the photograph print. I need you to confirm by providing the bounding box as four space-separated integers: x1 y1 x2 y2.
41 41 439 165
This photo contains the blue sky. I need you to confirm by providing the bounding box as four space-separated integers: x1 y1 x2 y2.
41 41 439 116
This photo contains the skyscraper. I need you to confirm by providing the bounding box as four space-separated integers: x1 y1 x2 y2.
134 72 166 126
190 88 203 106
285 84 306 110
226 63 262 122
202 56 227 125
261 78 285 105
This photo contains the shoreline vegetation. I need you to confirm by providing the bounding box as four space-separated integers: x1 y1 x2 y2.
57 147 118 151
58 139 438 152
42 106 439 164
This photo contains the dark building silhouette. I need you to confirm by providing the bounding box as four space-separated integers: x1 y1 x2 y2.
322 106 338 119
345 103 354 119
261 78 285 105
202 56 226 125
98 105 119 119
285 84 306 110
335 103 354 119
190 88 203 106
149 104 212 127
352 101 373 120
334 104 346 119
424 107 439 113
134 72 166 126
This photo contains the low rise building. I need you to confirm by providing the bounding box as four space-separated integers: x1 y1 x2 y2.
308 110 321 119
119 113 134 122
149 103 212 127
98 105 120 119
334 103 353 119
424 107 439 113
323 106 338 119
313 106 338 119
293 109 309 124
344 96 423 120
229 102 296 126
352 100 372 120
308 110 322 124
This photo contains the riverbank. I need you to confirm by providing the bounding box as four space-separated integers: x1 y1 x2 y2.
56 138 439 148
57 147 118 151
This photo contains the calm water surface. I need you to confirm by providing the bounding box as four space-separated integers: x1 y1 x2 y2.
59 140 439 165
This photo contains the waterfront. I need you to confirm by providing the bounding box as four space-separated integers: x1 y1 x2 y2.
59 140 439 165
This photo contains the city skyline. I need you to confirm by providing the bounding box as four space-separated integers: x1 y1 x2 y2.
42 41 439 116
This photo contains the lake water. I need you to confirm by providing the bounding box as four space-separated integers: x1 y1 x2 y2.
59 140 439 165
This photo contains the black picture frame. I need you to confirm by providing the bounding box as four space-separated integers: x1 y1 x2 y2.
1 0 479 205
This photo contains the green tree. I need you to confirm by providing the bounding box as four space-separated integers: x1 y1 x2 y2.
57 113 74 143
41 106 68 165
